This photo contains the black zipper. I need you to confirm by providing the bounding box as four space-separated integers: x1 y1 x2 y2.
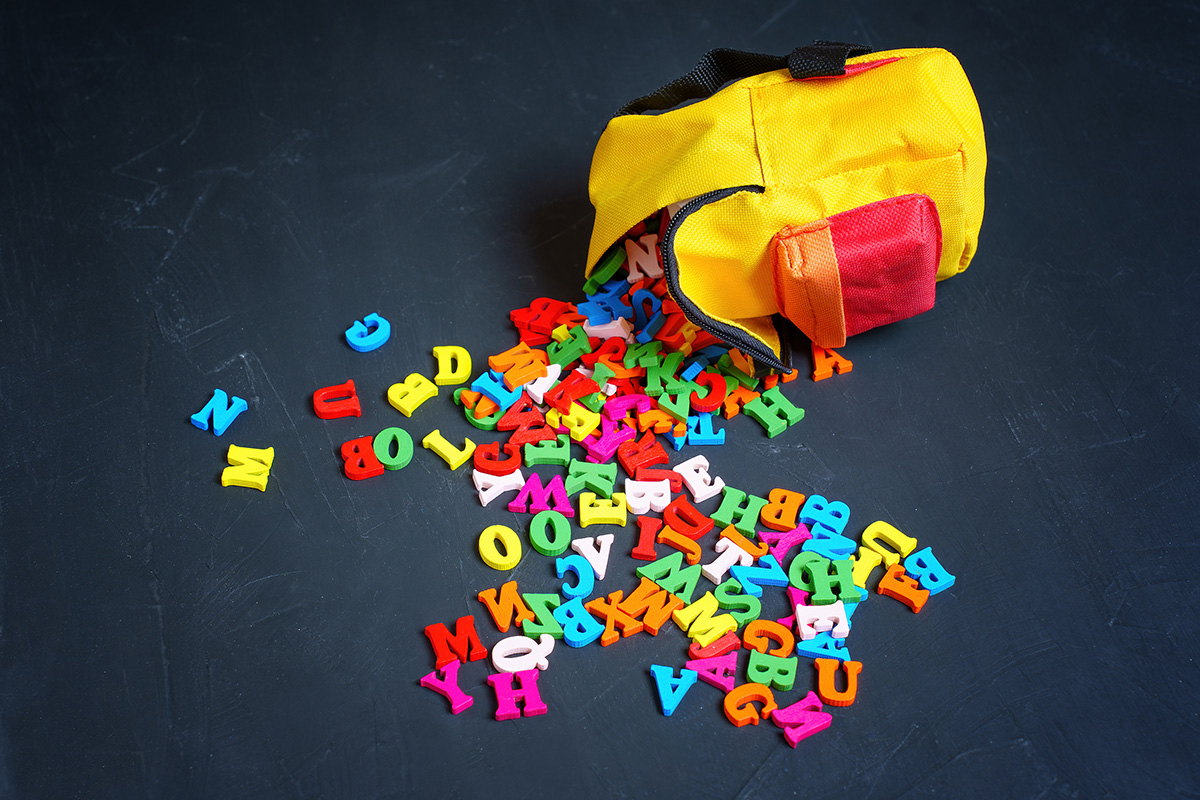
659 185 793 374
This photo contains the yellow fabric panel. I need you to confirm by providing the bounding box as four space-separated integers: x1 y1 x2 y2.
673 190 774 320
731 314 781 360
585 86 764 275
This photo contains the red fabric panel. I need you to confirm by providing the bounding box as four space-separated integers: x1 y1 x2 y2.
828 194 942 337
801 56 901 82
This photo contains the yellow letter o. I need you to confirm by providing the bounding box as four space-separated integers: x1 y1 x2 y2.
478 525 521 571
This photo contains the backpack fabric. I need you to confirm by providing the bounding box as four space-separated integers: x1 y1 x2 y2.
585 43 986 371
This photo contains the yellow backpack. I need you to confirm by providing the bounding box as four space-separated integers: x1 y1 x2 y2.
585 42 986 372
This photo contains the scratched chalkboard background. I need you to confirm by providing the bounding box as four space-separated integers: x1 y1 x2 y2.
1 1 1197 798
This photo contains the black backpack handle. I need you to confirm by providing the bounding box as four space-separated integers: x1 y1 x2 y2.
615 40 872 117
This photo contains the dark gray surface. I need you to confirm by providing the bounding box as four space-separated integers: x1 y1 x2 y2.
2 1 1198 798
